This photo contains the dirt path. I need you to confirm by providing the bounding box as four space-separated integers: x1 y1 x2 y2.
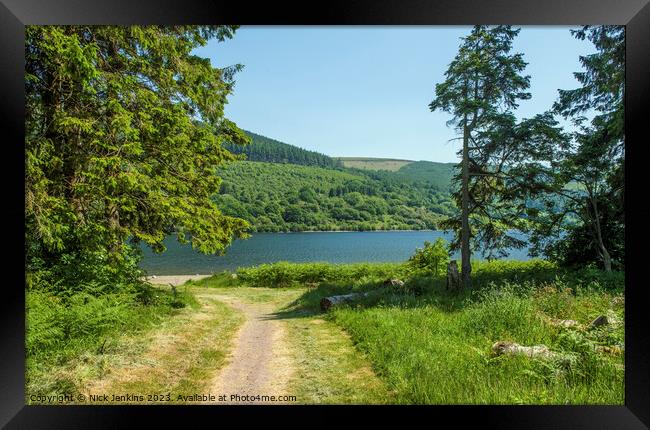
204 295 295 404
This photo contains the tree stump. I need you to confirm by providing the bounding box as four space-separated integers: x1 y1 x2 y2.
446 261 460 290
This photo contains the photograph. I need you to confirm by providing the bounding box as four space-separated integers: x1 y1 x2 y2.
23 24 626 406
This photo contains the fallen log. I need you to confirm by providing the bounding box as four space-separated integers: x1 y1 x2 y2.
492 341 558 360
594 345 623 355
320 292 370 312
549 318 580 329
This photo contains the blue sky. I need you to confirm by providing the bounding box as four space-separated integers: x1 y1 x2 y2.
194 26 596 163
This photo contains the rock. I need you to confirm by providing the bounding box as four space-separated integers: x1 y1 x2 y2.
492 341 557 360
611 296 624 307
589 315 609 329
150 275 157 279
595 345 623 355
383 279 404 287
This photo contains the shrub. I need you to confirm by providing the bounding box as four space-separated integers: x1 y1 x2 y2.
236 261 406 288
407 238 449 277
471 259 559 288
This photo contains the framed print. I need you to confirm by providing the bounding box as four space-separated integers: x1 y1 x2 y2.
2 0 649 427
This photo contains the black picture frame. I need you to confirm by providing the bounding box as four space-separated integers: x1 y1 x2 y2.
2 0 648 427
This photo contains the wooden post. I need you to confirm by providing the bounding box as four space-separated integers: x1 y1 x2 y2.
446 261 460 291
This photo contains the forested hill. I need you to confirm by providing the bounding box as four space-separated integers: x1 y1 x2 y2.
222 131 342 168
356 161 456 192
215 161 455 232
215 131 459 232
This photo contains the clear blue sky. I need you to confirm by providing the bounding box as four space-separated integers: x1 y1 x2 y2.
194 26 595 163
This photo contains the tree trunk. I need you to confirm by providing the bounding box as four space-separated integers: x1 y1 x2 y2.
589 194 612 272
106 201 121 256
461 116 472 288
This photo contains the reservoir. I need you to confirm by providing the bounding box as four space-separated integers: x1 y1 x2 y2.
140 230 532 275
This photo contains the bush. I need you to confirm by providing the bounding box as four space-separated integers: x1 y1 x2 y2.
236 261 407 288
407 238 449 277
26 243 146 298
25 283 197 398
471 259 559 288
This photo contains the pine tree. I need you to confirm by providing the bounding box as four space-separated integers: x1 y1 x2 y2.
528 26 625 271
429 26 532 288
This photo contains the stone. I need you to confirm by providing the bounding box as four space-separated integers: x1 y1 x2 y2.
383 278 404 287
589 315 609 329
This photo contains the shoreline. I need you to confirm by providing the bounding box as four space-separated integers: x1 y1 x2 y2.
145 274 212 286
253 229 442 234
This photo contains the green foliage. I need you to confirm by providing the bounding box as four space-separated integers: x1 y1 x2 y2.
292 259 625 404
224 130 342 168
471 259 558 287
527 26 625 271
214 161 454 232
24 25 248 398
430 25 570 268
25 25 250 296
391 161 456 191
407 238 450 276
26 285 197 397
235 261 407 288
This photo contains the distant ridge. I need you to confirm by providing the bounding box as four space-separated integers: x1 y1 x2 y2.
336 157 414 172
222 130 341 169
223 130 456 191
338 157 415 162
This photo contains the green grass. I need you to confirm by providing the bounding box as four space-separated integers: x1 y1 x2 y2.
27 259 624 405
235 261 407 289
283 314 392 404
92 291 244 404
25 284 200 403
266 259 624 404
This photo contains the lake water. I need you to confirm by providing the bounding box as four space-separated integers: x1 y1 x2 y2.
140 231 532 275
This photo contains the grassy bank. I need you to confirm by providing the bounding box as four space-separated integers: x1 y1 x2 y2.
228 260 624 404
25 283 201 403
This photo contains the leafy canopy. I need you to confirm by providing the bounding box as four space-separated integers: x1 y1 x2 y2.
25 26 250 289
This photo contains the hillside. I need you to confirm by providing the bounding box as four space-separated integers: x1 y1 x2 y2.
337 157 413 172
215 161 455 232
338 158 456 191
222 131 342 169
215 131 459 232
390 161 457 191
